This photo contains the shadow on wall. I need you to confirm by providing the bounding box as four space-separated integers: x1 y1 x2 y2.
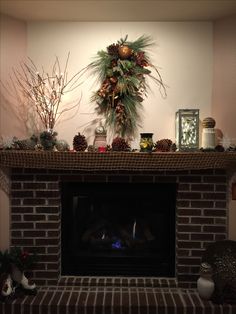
0 87 42 138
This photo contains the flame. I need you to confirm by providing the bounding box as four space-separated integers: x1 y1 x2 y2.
132 219 136 239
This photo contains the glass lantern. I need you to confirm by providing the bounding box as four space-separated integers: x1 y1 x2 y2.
175 109 199 151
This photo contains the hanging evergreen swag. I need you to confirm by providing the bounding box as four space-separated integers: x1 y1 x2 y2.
89 35 166 138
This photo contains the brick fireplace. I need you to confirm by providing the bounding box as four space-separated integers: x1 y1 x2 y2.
10 165 228 289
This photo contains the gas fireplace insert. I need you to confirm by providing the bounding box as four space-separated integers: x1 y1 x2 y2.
61 182 176 277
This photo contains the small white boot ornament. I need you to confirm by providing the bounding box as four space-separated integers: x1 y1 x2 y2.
1 275 13 297
11 264 36 291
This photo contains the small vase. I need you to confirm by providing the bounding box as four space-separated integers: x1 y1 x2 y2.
197 262 215 300
140 133 153 152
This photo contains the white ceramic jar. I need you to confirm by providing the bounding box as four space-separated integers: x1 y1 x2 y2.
202 128 216 149
197 262 215 300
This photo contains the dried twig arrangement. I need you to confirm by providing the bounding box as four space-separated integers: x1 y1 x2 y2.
2 53 84 131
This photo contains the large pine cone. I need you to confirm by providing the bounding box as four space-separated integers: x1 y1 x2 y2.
107 43 119 56
73 133 87 151
111 137 130 151
154 139 173 152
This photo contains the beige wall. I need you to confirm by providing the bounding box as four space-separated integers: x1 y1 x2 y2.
212 15 236 240
0 16 235 249
27 21 213 147
0 14 27 250
212 15 236 141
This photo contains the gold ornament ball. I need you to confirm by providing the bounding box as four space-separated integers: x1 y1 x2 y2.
118 45 132 59
202 117 216 128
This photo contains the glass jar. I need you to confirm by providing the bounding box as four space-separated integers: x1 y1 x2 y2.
140 133 153 152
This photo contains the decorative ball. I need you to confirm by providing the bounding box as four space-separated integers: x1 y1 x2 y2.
202 117 216 129
118 45 133 59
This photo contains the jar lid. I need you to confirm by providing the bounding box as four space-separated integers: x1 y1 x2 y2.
140 133 153 137
199 262 213 274
202 117 216 128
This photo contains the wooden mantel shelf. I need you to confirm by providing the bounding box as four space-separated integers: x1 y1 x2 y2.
0 150 236 171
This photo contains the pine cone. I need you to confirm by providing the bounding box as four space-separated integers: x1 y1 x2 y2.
154 139 173 152
107 44 119 56
135 51 148 67
115 103 126 126
111 137 130 151
73 133 87 151
215 145 225 152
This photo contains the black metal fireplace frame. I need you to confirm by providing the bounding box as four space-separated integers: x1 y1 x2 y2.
61 181 176 277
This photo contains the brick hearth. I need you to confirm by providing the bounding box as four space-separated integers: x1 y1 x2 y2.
1 286 236 314
10 167 228 288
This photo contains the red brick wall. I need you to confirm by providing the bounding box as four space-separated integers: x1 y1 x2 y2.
10 168 228 288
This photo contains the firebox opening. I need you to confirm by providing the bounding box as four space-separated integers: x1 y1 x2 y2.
61 182 176 277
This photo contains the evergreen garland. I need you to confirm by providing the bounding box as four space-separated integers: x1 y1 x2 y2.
88 35 166 138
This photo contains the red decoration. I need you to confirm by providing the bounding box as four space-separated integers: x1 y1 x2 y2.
98 146 106 153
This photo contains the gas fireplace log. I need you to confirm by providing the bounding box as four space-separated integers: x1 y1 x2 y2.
81 219 108 242
117 226 145 248
141 222 155 241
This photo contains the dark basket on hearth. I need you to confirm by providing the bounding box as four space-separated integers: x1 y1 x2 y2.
202 240 236 304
